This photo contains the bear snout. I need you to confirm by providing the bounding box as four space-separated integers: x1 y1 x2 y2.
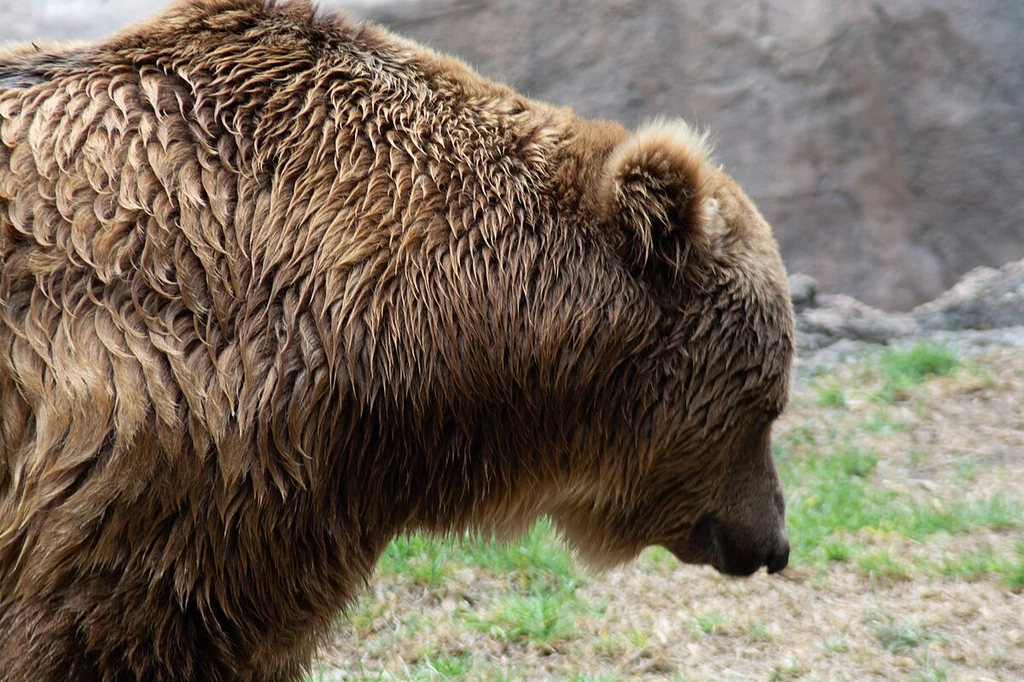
765 540 790 574
691 514 790 577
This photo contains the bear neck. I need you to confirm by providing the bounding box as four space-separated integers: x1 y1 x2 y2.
323 120 661 542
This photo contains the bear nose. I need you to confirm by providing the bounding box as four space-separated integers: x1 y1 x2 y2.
765 541 790 574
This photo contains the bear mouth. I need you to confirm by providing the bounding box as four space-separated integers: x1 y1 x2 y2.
667 514 788 577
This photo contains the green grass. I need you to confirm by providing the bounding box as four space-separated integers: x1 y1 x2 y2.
378 518 576 593
639 545 678 571
383 520 581 646
864 615 952 682
565 672 633 682
465 587 581 644
307 662 389 682
857 549 912 581
772 345 1023 581
746 621 775 642
458 517 576 591
822 635 849 653
624 624 650 651
326 654 521 682
813 378 848 408
953 459 979 483
379 534 453 588
906 495 1023 537
870 343 959 403
588 673 657 682
777 443 885 563
869 616 945 654
769 658 801 681
776 429 1024 575
821 538 853 563
1002 542 1024 591
862 410 909 434
409 653 474 680
695 612 726 636
911 664 949 682
935 546 1009 581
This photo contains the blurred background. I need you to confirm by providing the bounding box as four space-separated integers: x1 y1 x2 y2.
3 0 1021 311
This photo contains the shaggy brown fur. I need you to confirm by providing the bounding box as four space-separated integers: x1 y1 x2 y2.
0 1 794 680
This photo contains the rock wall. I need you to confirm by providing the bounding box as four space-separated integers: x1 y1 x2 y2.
3 0 1022 310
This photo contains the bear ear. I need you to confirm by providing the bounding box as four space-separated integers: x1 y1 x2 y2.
599 120 720 284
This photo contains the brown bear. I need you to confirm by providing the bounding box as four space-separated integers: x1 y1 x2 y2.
0 1 795 680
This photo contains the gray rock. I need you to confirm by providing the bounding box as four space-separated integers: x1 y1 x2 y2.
796 294 918 350
788 273 818 313
793 256 1024 352
913 260 1024 332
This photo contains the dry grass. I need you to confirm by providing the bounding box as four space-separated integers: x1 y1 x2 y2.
314 344 1024 681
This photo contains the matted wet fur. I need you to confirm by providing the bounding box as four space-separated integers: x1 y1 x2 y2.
0 1 795 680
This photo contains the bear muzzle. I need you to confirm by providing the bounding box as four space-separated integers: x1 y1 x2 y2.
689 514 790 577
765 542 791 575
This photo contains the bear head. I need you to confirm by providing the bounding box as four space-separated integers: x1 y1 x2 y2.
548 119 794 577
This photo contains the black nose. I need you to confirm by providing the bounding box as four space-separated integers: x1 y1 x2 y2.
765 543 790 574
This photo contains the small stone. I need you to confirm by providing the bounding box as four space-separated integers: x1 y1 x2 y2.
788 273 818 311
